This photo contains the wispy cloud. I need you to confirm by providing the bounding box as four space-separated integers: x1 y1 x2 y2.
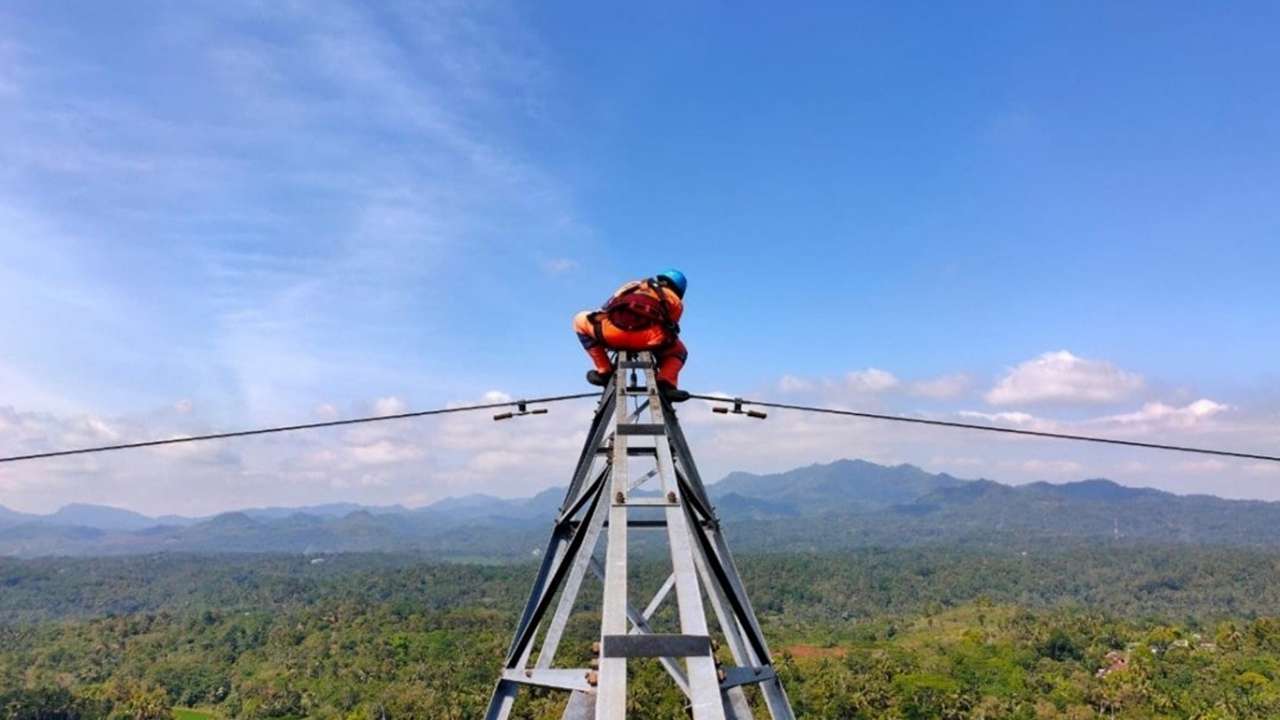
0 390 597 515
1094 399 1230 429
2 352 1278 513
0 0 588 422
2 5 1278 513
0 1 610 514
778 375 814 393
541 257 579 274
909 373 972 399
845 368 900 393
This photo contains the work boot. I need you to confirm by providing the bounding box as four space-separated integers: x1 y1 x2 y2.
658 380 691 403
586 369 613 387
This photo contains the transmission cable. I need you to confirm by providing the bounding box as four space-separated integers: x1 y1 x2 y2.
688 394 1280 463
0 392 600 465
4 389 1275 466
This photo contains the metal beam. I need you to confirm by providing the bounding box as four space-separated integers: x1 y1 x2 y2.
595 369 632 719
483 680 518 720
648 376 725 720
537 475 611 669
560 385 616 514
506 479 609 667
558 466 609 527
720 666 778 691
562 691 595 720
501 669 595 693
601 634 711 658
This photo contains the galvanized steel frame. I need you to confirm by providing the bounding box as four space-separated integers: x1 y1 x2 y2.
483 352 795 719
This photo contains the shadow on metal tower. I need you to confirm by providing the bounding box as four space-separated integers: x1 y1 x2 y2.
485 351 795 719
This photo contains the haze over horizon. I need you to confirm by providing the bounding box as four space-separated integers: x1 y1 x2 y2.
3 457 1257 522
2 1 1279 515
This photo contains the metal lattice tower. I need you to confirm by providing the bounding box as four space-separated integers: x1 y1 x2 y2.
485 351 794 719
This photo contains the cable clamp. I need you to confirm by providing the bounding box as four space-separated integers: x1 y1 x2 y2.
494 400 550 421
710 397 767 420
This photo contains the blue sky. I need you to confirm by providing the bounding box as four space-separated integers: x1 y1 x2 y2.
1 1 1278 514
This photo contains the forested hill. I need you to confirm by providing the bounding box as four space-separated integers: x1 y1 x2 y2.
711 459 968 514
711 463 1280 550
5 459 1280 557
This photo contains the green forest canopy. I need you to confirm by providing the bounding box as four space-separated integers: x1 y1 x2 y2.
4 546 1280 718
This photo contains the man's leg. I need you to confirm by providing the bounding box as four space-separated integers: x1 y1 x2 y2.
573 311 614 378
656 338 688 388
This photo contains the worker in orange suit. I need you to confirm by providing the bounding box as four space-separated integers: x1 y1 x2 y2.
573 269 690 402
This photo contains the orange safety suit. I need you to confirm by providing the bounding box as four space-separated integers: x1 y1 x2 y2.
573 279 688 387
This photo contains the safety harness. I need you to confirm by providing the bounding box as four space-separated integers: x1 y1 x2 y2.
591 278 680 344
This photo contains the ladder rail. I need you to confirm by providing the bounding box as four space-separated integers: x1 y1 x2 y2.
646 367 726 720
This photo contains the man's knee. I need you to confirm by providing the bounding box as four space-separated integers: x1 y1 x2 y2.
665 339 688 364
574 311 602 349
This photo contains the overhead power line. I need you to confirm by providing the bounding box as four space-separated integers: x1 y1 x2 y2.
688 394 1280 464
0 392 600 465
3 388 1274 466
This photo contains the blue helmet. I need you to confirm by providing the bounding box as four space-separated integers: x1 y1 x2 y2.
657 268 687 298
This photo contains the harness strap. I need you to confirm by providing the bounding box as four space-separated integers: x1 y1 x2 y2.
645 278 681 336
590 311 608 344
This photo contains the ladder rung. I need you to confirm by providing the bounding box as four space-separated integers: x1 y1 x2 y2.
616 424 665 436
601 634 712 658
627 519 666 528
595 447 658 456
617 360 651 368
602 520 668 528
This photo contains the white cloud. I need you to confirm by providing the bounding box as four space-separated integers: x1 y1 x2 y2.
348 439 424 465
957 397 1234 437
80 417 121 441
986 351 1144 406
909 373 971 399
778 375 814 393
372 396 408 417
541 258 578 274
0 389 602 515
957 410 1041 427
0 0 589 428
1097 399 1230 429
2 378 1279 514
775 370 966 400
1244 463 1280 477
482 390 514 404
845 368 900 393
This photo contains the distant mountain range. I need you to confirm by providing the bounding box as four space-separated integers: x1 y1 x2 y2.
4 459 1280 557
0 491 564 531
711 460 967 516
